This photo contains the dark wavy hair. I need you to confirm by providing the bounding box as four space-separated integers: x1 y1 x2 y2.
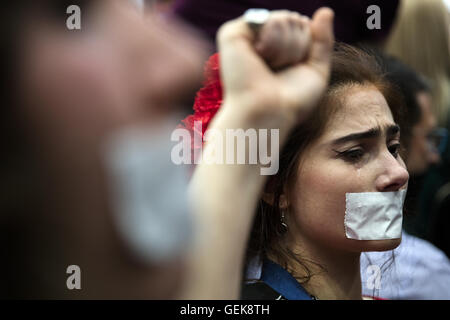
244 43 407 284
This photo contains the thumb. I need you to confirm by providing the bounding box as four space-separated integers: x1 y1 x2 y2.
308 7 334 75
217 17 255 52
216 17 271 94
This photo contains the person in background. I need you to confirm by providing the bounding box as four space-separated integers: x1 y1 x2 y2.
385 0 450 257
386 0 450 129
360 55 450 300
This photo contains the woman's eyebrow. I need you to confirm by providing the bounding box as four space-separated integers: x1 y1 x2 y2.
330 124 400 146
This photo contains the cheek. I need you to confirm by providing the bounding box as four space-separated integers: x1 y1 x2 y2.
290 160 353 243
289 155 383 250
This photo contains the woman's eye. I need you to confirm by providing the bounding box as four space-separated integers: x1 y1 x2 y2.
388 143 401 158
339 149 365 162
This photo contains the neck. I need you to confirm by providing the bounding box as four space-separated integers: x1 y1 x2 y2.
270 233 363 300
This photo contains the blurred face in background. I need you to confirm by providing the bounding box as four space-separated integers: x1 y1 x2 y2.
405 91 440 175
16 0 208 298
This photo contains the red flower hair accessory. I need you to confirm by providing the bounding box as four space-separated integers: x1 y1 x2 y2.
179 53 222 150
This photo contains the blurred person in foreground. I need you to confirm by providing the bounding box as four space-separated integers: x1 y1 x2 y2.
1 0 208 299
1 1 334 299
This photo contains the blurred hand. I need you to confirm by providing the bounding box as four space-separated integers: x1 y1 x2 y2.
217 8 334 125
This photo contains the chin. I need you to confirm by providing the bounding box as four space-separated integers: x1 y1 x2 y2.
347 237 402 252
361 238 402 252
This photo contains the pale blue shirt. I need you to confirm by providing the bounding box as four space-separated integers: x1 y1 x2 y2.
361 231 450 299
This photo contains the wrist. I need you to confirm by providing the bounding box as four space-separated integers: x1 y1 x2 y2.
218 97 297 132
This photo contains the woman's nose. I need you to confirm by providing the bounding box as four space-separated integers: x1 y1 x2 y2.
375 153 410 192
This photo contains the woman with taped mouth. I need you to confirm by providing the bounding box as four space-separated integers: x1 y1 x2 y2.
185 7 409 300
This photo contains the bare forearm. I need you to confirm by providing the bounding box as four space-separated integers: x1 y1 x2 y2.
179 104 277 299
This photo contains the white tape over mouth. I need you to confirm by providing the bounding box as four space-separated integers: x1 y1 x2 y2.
344 190 407 240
